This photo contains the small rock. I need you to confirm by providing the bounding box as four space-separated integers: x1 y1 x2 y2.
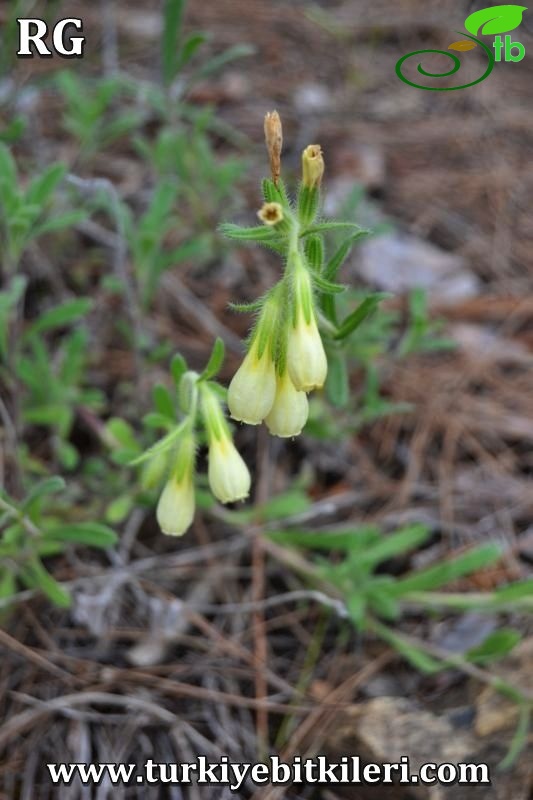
331 142 386 191
357 232 480 301
294 83 333 114
431 613 497 654
475 637 533 737
451 324 532 363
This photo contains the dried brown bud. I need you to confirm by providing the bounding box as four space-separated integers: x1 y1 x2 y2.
302 144 324 189
264 110 283 186
257 201 284 226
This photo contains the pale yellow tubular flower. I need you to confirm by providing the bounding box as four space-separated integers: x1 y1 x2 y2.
227 343 276 424
208 435 251 503
287 266 328 392
302 144 324 189
156 473 195 537
288 315 328 392
265 370 309 438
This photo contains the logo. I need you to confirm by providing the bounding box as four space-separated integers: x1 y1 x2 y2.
396 4 527 90
16 18 85 59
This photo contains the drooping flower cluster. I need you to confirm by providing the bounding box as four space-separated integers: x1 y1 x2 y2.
137 355 251 538
227 261 327 437
134 111 369 538
226 115 329 438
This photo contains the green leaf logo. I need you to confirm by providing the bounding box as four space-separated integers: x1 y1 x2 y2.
464 4 527 36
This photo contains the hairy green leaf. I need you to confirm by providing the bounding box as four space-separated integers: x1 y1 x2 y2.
200 337 225 381
334 293 390 340
219 223 281 243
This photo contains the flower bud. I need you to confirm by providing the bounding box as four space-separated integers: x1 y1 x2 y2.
265 371 309 438
140 448 169 492
201 383 252 503
302 144 324 189
156 433 196 536
228 342 276 424
208 436 251 503
264 110 282 185
156 473 195 536
257 201 284 226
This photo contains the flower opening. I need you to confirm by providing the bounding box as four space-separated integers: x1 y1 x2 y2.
258 201 284 226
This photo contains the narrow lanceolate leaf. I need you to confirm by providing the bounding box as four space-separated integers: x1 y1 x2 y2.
377 624 443 674
0 277 25 358
390 543 503 596
228 298 265 313
177 33 207 70
357 525 430 572
32 210 87 237
129 420 188 466
200 337 225 380
22 476 66 510
23 298 92 338
193 44 255 82
26 163 66 206
45 522 118 549
0 143 18 193
334 293 390 340
170 353 187 387
301 222 369 237
152 384 176 420
325 351 349 407
311 272 346 295
105 417 140 452
324 233 366 282
466 629 521 665
493 578 533 601
268 527 378 551
219 223 282 243
21 558 71 608
162 0 185 84
258 239 286 255
367 580 400 620
499 706 530 770
142 412 176 431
